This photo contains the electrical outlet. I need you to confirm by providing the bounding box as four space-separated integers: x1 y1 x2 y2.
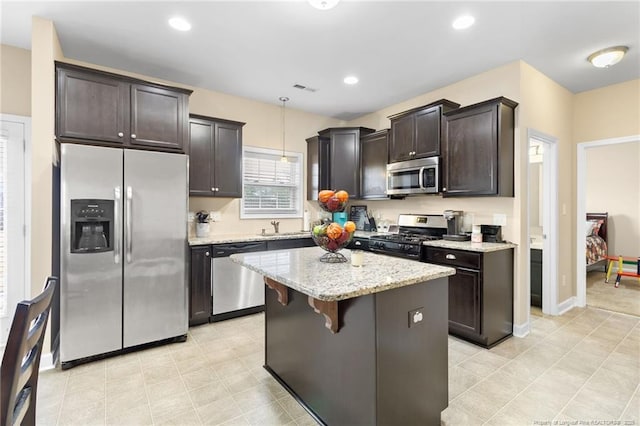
493 214 507 227
210 211 222 221
408 308 424 328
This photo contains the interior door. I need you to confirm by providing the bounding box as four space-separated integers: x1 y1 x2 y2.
0 117 26 348
123 150 187 348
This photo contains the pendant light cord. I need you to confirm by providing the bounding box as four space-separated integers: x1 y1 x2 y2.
279 96 289 162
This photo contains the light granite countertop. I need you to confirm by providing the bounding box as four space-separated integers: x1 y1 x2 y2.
423 240 517 252
230 246 455 302
189 230 383 246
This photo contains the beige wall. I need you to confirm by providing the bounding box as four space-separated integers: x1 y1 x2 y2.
0 44 31 116
586 141 640 256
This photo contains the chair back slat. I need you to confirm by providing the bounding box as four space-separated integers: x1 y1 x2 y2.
1 277 57 426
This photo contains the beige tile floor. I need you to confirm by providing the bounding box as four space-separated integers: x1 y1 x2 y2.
587 270 640 317
37 306 639 425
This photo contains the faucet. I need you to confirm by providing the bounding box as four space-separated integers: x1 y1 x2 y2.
270 220 280 234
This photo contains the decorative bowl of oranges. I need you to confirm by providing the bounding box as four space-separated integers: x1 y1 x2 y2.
318 189 349 213
311 219 357 263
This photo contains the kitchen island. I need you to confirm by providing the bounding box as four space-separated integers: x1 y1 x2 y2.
231 247 456 425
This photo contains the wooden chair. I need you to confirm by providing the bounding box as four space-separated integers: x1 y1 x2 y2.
1 277 57 426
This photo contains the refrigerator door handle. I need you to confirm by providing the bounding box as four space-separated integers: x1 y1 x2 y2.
114 186 122 264
126 186 133 263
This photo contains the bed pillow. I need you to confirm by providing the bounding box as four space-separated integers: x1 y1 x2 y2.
586 220 603 236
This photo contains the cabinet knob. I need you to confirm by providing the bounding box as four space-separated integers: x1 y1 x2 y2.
211 187 215 191
205 251 210 257
215 187 219 192
355 241 361 246
117 132 124 138
131 134 137 139
445 254 456 260
443 187 447 192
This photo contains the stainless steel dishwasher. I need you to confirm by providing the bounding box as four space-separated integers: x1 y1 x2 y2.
211 241 267 321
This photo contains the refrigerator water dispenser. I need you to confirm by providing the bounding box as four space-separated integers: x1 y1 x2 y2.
70 199 114 253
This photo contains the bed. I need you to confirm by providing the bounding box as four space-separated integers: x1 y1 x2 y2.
586 212 608 268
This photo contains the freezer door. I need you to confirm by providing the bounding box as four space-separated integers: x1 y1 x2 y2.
123 150 188 348
60 144 123 362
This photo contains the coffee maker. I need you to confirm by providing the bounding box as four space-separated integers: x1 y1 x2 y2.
443 210 468 241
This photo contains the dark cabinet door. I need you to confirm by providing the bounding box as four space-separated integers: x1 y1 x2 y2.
360 130 389 199
306 136 330 200
330 130 360 197
389 114 414 163
189 115 244 198
214 122 243 198
188 119 214 196
56 66 129 144
130 84 187 151
448 267 481 336
267 238 315 250
444 104 497 196
414 106 440 158
190 246 212 326
530 249 542 307
443 97 516 197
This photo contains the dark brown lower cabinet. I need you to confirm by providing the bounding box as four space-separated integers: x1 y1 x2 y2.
531 249 542 307
423 246 514 348
189 246 212 326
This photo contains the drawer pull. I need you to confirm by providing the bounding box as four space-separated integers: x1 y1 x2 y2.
445 254 456 260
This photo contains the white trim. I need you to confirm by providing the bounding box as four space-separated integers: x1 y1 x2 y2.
39 351 55 371
557 296 576 315
576 134 640 307
527 129 559 315
513 321 530 338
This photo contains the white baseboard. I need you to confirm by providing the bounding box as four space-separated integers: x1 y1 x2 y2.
513 321 530 338
558 296 577 315
39 352 55 371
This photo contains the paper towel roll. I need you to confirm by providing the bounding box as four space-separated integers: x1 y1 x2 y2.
303 210 310 231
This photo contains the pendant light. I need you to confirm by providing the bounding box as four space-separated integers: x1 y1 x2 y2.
279 96 289 163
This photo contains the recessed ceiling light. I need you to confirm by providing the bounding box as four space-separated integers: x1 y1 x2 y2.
587 46 629 68
344 76 359 85
308 0 340 11
168 17 191 32
452 15 475 30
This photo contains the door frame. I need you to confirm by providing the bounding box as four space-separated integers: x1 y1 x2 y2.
0 114 32 347
527 129 559 316
576 134 640 306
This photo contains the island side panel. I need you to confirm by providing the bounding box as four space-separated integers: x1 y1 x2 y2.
264 286 377 425
376 277 449 425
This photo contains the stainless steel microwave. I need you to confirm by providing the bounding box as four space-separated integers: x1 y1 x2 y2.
386 157 440 195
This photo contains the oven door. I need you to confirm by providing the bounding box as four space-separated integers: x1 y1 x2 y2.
387 158 439 195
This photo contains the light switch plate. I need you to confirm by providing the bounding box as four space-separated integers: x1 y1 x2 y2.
493 214 507 227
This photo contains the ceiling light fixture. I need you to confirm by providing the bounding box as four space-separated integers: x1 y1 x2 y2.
452 15 475 30
308 0 340 11
279 97 289 163
344 76 359 85
587 46 629 68
168 17 191 32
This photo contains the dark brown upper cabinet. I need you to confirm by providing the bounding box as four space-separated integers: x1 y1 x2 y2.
306 135 330 201
189 114 245 198
360 129 389 200
388 99 460 163
442 97 518 197
55 62 191 152
308 127 375 200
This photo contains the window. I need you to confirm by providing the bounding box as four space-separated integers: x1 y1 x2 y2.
241 147 302 219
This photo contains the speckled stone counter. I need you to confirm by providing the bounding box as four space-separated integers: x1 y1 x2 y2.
242 245 452 425
230 246 455 301
188 231 311 246
423 239 517 252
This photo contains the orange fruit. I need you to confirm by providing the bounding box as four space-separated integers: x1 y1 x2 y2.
335 190 349 203
318 190 335 203
344 221 356 233
326 223 343 240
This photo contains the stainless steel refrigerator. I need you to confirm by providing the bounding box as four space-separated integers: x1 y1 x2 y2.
59 144 188 367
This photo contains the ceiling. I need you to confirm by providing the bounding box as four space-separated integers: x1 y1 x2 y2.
2 1 639 120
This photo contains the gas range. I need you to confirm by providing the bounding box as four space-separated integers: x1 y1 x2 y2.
368 214 447 260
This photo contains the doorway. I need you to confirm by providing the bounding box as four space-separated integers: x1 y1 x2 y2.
576 135 640 311
527 129 559 320
0 114 30 349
